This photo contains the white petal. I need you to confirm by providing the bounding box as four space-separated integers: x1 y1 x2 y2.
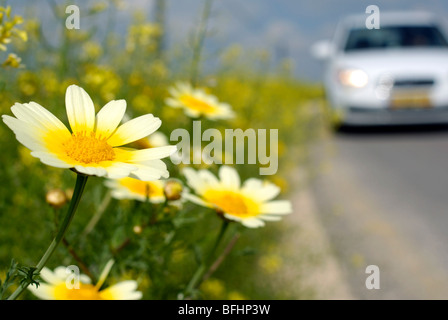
28 283 55 300
242 179 280 201
65 85 96 133
222 213 244 223
107 114 161 147
257 185 281 202
240 217 266 228
127 146 177 162
183 192 212 208
135 159 168 172
103 162 138 179
110 189 132 200
260 200 292 215
104 179 119 189
74 165 108 177
165 97 182 108
101 281 142 300
219 166 240 189
241 178 263 191
129 164 169 181
53 266 70 280
136 159 169 178
39 267 64 285
30 151 72 168
53 266 91 284
11 102 69 133
2 115 48 152
198 169 220 188
95 100 126 139
258 214 283 221
182 167 202 193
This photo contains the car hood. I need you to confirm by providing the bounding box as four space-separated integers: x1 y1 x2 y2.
335 48 448 77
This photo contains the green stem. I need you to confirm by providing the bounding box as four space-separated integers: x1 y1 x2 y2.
208 219 229 260
183 219 229 297
81 190 111 238
8 174 88 300
190 0 213 87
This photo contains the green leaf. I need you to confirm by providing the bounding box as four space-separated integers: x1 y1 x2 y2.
17 266 40 289
0 259 19 300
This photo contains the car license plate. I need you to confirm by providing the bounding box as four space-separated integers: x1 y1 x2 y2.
389 90 432 109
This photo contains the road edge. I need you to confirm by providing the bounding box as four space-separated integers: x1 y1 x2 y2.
284 186 355 299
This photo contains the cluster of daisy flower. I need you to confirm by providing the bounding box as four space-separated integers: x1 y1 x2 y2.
1 82 292 300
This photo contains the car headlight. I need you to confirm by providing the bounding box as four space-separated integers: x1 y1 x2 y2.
338 69 368 88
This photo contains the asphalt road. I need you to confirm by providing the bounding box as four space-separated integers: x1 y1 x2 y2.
311 124 448 299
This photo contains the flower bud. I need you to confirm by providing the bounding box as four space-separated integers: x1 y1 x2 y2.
163 179 183 201
45 189 67 209
133 225 143 234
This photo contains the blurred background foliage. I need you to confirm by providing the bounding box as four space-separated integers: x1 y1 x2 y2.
0 0 324 299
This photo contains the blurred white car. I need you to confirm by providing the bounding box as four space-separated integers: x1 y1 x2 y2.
312 11 448 127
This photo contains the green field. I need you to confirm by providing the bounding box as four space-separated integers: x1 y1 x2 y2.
0 2 325 300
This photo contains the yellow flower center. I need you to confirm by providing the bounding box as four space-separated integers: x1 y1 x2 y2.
64 132 115 164
120 177 164 198
203 190 260 218
180 94 215 114
53 282 104 300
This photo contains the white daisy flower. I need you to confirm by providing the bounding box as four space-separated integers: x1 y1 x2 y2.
28 261 142 300
105 177 166 203
165 82 234 120
183 166 292 228
2 85 176 180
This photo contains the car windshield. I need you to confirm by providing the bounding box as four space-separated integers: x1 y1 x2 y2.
344 25 448 51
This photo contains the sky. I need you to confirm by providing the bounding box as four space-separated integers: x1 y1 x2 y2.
9 0 448 82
